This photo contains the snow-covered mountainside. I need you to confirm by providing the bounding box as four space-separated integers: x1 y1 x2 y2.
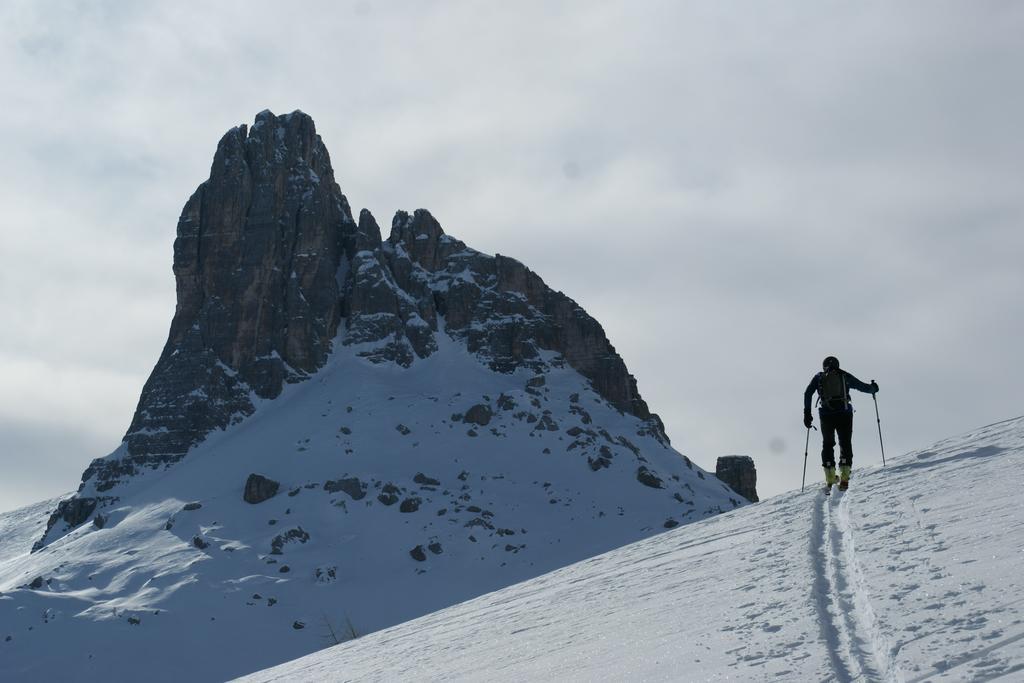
242 416 1024 682
0 110 742 682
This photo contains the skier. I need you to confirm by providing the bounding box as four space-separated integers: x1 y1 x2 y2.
803 356 878 492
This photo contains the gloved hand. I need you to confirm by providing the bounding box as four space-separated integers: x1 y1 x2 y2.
803 409 813 429
870 380 879 394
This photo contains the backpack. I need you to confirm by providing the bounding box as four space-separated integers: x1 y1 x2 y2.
819 369 848 411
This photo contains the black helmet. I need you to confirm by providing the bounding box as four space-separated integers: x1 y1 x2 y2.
822 356 840 371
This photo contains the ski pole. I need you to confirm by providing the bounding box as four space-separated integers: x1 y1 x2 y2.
872 384 886 467
801 425 816 492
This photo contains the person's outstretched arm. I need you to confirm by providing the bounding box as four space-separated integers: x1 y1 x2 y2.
845 372 878 394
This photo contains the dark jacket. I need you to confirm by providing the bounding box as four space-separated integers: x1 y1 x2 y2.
804 370 874 415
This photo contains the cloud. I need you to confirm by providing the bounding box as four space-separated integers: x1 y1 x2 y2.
0 415 97 513
1 1 1022 505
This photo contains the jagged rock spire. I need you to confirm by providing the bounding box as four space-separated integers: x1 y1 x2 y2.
37 110 664 547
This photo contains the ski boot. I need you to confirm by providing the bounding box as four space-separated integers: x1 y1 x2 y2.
823 466 838 495
838 465 851 491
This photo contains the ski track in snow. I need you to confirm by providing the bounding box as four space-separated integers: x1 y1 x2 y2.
835 494 901 682
810 492 855 681
811 491 901 682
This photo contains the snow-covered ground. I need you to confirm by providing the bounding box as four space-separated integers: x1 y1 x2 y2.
242 415 1024 682
0 332 738 682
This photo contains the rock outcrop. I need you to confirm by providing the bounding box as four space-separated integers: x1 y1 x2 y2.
243 473 281 504
715 455 758 502
111 111 353 484
36 109 668 548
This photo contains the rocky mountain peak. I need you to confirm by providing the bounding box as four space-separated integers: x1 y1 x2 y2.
60 110 356 512
388 209 448 271
14 111 746 679
37 110 668 547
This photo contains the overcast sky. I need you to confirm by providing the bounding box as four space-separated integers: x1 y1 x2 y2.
1 1 1022 512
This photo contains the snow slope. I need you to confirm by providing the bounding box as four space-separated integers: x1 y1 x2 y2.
0 330 739 682
242 416 1024 682
0 497 65 566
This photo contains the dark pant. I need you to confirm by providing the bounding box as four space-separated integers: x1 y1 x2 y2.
820 411 853 468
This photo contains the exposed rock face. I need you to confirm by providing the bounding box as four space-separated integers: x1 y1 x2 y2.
80 110 355 495
48 498 96 528
32 497 98 551
373 209 658 426
37 109 667 548
716 455 759 502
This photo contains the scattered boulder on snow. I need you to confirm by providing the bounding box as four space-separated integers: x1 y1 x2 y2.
464 517 495 530
409 545 427 562
400 497 422 513
587 445 614 470
292 621 305 630
270 527 310 555
534 414 559 432
192 536 209 550
314 566 337 583
244 473 280 504
428 542 443 555
28 577 44 590
463 404 493 426
413 472 440 487
636 466 664 489
93 514 107 529
715 455 758 502
378 483 401 506
324 477 367 500
396 423 412 435
182 502 202 511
